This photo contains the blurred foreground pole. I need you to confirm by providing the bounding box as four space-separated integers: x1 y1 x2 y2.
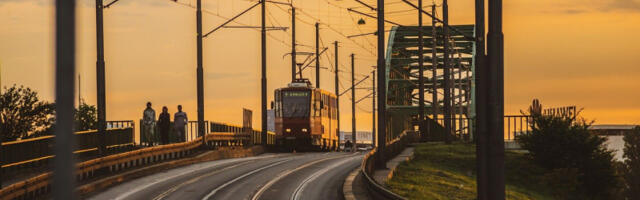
474 0 488 197
376 0 386 168
54 0 77 199
487 0 505 197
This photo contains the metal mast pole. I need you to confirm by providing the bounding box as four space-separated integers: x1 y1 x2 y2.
196 0 205 145
96 0 107 155
78 74 81 106
372 70 376 147
261 0 268 145
54 0 77 198
442 0 452 144
291 7 296 82
431 5 438 127
488 0 505 197
475 0 488 190
351 53 356 151
315 22 320 88
376 0 386 168
334 41 340 148
417 0 425 140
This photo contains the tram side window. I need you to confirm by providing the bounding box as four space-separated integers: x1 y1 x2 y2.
274 90 280 117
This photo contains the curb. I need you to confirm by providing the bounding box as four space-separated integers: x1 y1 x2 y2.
343 167 360 200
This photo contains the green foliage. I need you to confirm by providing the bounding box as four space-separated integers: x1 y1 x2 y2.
623 126 640 199
516 113 620 199
0 85 55 141
74 101 97 131
387 143 554 200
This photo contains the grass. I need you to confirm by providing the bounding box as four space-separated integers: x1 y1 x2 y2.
387 143 554 200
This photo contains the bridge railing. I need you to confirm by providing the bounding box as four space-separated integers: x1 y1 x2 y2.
504 115 532 141
138 121 275 145
0 128 272 199
1 127 135 178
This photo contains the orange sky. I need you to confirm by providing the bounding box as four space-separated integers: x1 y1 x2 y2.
1 0 639 132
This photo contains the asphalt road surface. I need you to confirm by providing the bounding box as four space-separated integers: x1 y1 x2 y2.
89 152 364 200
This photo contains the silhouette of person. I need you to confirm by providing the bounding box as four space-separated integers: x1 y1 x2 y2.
142 102 156 147
158 106 171 145
174 105 188 142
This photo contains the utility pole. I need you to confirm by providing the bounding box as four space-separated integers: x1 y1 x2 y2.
372 69 376 147
196 0 205 145
315 22 320 88
442 0 452 144
488 0 505 197
54 0 77 197
261 0 268 146
351 53 356 152
376 0 386 168
417 0 425 140
334 41 341 149
96 0 107 155
78 74 81 106
475 0 488 196
291 6 296 82
431 5 438 128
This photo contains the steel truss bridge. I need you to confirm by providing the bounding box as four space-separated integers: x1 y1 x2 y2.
384 25 476 139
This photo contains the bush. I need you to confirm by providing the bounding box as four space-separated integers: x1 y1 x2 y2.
516 113 620 199
75 102 97 131
623 126 640 199
0 85 56 141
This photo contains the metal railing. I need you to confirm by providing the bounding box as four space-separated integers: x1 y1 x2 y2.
504 115 532 141
0 128 273 199
106 120 135 129
0 128 135 180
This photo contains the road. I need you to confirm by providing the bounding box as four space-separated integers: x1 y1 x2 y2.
89 152 364 200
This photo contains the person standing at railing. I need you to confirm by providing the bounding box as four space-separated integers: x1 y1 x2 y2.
158 106 171 145
142 102 156 147
174 105 188 143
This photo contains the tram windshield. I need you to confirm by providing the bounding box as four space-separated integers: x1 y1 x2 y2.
282 91 310 118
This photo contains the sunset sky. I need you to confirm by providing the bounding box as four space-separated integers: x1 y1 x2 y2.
1 0 639 133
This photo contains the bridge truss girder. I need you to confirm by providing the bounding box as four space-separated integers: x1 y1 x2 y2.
384 25 476 138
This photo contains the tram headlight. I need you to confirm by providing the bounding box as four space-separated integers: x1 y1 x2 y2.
286 128 291 133
302 128 308 132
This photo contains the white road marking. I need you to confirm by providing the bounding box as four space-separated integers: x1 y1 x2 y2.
251 153 353 200
152 160 254 200
201 159 291 200
111 155 278 200
290 155 361 200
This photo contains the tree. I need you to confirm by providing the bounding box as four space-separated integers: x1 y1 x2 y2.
75 101 97 131
0 85 56 141
517 101 620 199
623 126 640 199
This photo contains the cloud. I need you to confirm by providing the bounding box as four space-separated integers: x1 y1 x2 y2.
605 0 640 11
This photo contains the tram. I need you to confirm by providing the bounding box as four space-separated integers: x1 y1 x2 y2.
273 79 338 151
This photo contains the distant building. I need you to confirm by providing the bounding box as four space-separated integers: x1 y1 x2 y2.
340 131 373 145
589 124 638 161
589 124 637 136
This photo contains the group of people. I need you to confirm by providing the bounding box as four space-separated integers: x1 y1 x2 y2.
142 102 188 147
